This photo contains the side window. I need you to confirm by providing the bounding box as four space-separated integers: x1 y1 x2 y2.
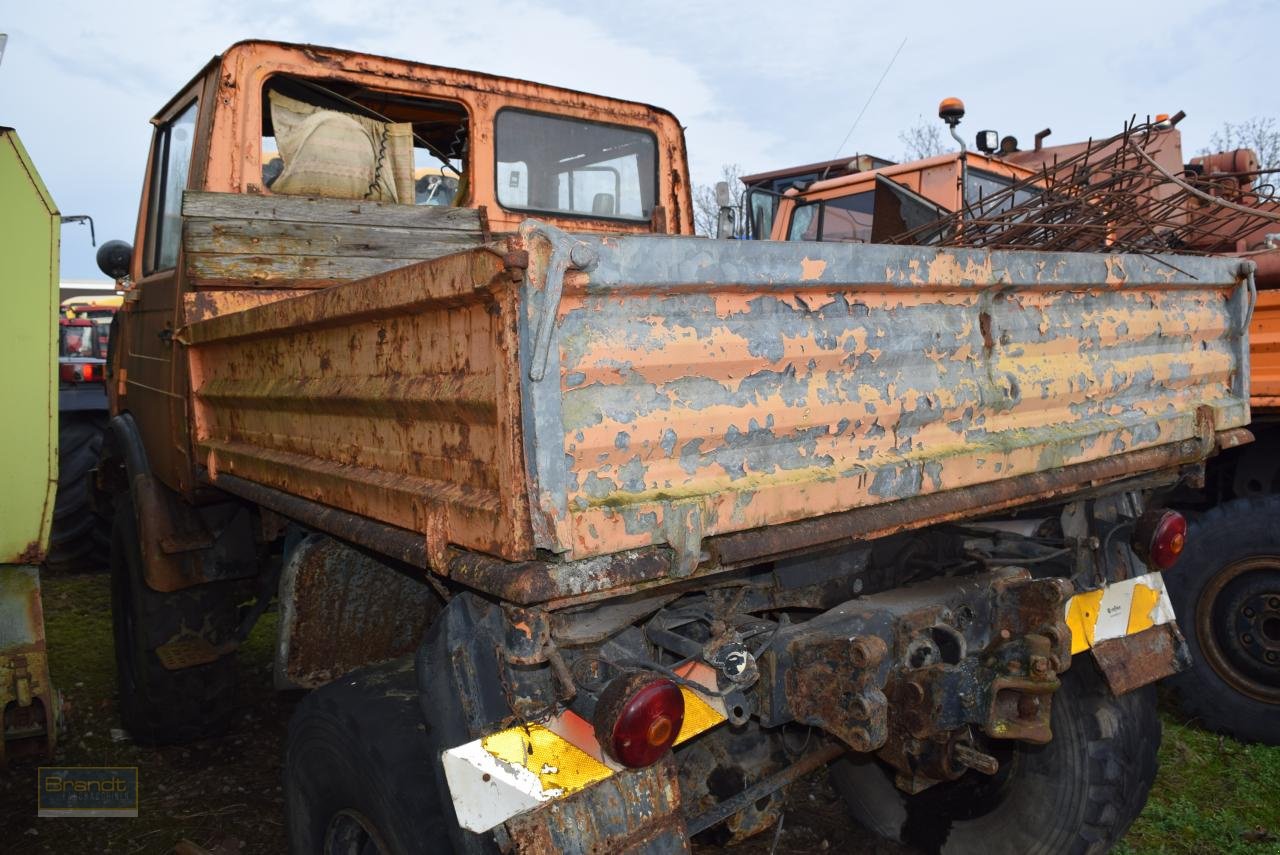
145 100 198 274
819 192 874 242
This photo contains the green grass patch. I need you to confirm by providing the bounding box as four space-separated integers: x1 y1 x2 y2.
1120 717 1280 854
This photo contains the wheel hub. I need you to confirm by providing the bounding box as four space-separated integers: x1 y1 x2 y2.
1199 556 1280 703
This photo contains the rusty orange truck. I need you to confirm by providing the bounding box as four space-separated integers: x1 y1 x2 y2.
96 43 1253 853
758 107 1278 749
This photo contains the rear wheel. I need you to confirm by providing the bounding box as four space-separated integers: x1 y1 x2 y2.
45 413 109 573
1166 496 1280 744
111 503 237 744
285 658 448 855
831 661 1159 855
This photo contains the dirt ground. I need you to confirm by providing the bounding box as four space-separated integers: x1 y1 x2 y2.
2 572 1275 854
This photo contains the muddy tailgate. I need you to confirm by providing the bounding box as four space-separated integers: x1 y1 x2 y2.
520 226 1252 561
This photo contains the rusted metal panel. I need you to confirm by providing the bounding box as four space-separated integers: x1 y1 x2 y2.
276 534 442 688
0 566 58 764
1090 621 1189 696
200 42 694 238
1250 287 1280 407
522 231 1252 564
502 757 688 855
183 246 535 564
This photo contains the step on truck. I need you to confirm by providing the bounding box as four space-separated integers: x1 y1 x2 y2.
97 42 1254 853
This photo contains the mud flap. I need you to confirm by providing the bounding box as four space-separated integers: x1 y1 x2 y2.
503 758 689 855
1090 623 1190 696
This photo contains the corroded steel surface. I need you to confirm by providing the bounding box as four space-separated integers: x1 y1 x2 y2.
1250 288 1280 407
525 234 1252 563
1090 622 1188 696
186 229 1250 585
503 757 688 855
183 247 535 564
276 534 442 688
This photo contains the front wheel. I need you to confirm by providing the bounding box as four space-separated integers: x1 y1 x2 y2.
831 661 1159 855
1166 496 1280 744
111 503 238 744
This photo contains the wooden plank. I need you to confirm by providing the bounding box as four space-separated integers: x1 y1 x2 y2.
183 190 482 231
184 218 480 259
185 252 445 289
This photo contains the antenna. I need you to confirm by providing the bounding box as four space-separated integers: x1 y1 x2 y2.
831 36 908 160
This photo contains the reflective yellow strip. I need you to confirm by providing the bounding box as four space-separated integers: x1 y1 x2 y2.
674 685 724 746
1066 588 1104 653
477 685 726 798
482 723 612 797
1127 581 1163 636
1065 572 1177 655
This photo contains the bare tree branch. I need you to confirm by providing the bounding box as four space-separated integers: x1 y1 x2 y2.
898 116 952 161
692 163 746 237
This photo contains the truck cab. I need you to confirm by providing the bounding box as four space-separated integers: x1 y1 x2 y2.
764 151 1037 244
111 40 694 497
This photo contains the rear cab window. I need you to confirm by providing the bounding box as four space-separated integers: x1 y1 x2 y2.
258 77 469 207
494 109 657 222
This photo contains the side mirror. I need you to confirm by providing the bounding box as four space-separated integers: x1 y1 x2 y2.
714 181 733 208
96 240 132 280
715 206 735 240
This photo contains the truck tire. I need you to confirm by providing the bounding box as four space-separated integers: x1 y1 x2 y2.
830 661 1159 855
1166 496 1280 744
111 503 237 744
286 658 449 855
45 414 109 574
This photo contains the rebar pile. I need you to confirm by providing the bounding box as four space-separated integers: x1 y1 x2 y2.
886 119 1280 255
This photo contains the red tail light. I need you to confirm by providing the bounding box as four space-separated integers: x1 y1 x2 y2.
1134 509 1187 570
593 673 684 768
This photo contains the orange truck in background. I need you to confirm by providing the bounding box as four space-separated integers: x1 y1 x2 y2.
752 105 1279 747
95 42 1253 853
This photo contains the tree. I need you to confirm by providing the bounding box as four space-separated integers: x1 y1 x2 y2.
1204 116 1280 198
899 116 951 162
693 163 746 237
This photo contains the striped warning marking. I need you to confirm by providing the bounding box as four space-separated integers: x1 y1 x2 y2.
1064 571 1177 655
442 663 727 833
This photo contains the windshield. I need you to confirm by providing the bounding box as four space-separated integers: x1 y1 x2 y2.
495 110 657 221
787 191 875 242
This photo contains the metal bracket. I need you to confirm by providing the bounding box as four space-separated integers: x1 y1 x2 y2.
520 221 598 382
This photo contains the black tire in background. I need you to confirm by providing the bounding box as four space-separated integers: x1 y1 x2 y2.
45 413 109 573
831 661 1160 855
285 658 448 855
111 503 238 744
1166 496 1280 745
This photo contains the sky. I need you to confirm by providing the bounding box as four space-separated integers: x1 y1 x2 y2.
3 0 1277 279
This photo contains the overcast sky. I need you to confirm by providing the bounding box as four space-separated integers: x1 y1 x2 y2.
4 0 1276 279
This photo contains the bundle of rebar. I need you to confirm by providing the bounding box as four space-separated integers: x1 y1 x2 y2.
885 118 1280 255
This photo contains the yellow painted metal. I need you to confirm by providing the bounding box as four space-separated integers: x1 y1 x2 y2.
478 684 725 797
482 722 612 796
1066 589 1105 654
0 129 58 563
674 685 723 746
1126 582 1163 636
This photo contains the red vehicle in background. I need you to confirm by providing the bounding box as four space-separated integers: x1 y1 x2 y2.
48 293 120 572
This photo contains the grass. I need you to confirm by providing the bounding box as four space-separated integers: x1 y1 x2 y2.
6 572 1278 853
1119 715 1280 854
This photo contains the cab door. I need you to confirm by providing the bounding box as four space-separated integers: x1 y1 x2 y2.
116 81 209 495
